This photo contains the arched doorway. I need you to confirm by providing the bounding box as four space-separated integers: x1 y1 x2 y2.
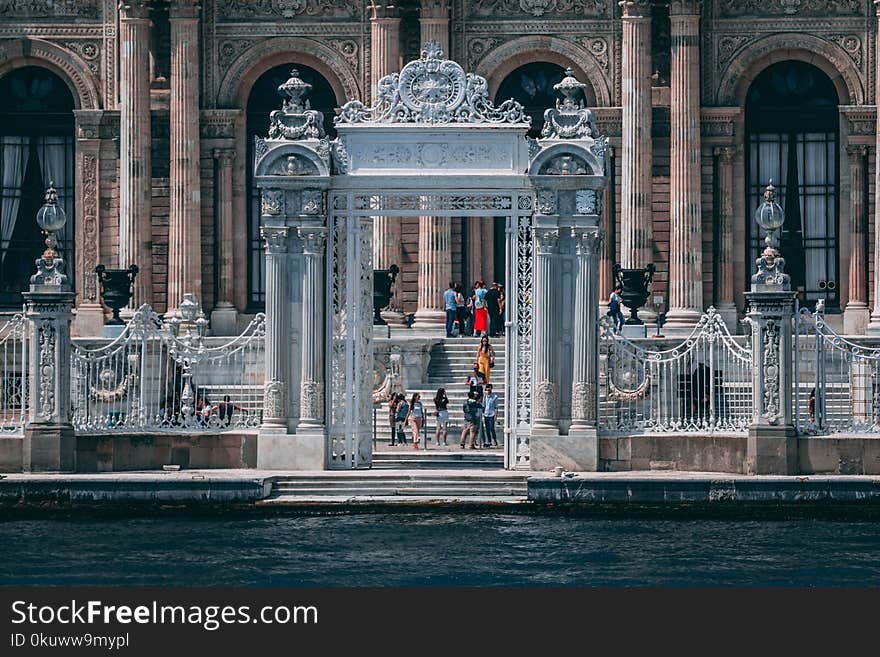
745 60 840 310
0 66 75 307
245 63 337 310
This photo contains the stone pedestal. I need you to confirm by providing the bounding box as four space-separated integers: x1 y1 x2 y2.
745 288 798 475
22 265 76 472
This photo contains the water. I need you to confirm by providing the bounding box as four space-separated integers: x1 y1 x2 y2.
2 511 880 586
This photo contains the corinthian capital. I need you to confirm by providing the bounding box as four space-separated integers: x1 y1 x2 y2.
619 0 651 18
169 0 200 19
119 0 151 20
420 0 449 19
369 2 400 20
261 226 289 254
669 0 701 16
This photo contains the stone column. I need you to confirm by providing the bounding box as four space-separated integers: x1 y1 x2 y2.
298 227 327 428
867 0 880 333
118 1 152 306
260 224 290 430
72 110 104 336
412 216 452 329
23 258 76 472
714 145 738 330
665 0 703 330
167 0 201 314
369 2 406 326
571 228 603 432
211 148 238 334
845 144 869 334
599 145 615 313
619 0 652 269
532 226 559 430
420 0 449 53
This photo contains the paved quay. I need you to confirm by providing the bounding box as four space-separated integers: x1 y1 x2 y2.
3 469 880 508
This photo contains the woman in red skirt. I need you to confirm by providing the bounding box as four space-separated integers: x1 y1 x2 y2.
472 280 489 337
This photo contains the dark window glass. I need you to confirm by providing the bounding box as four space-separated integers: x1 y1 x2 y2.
0 67 75 307
746 61 839 310
494 62 566 139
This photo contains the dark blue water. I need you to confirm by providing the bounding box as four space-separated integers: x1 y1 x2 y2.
2 512 880 586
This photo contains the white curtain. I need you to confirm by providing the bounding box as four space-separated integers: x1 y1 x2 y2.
1 136 27 266
750 133 787 257
797 133 834 295
35 136 71 243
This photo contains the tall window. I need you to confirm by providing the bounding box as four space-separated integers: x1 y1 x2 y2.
0 67 75 307
746 61 839 310
246 64 337 309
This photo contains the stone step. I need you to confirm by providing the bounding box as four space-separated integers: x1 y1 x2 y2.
270 487 525 498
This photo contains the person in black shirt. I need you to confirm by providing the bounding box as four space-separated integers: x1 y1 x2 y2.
485 282 502 337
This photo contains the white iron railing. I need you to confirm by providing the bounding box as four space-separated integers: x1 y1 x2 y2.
71 305 265 433
0 313 27 434
599 307 753 434
794 304 880 435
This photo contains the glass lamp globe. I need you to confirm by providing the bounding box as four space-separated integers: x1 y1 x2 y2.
754 180 785 233
35 183 67 234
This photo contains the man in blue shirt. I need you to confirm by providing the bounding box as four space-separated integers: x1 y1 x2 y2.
482 384 499 448
443 282 458 337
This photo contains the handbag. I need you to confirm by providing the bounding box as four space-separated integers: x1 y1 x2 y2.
489 360 495 369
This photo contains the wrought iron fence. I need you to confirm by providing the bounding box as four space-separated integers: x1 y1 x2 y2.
599 308 753 434
793 304 880 435
71 305 265 434
0 313 27 434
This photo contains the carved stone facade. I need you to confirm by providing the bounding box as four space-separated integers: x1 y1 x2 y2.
1 1 878 335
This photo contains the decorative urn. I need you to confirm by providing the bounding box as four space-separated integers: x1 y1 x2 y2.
613 262 656 325
95 264 139 325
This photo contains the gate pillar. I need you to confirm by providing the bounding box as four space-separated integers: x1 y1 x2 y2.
745 183 798 475
526 68 608 471
23 187 76 472
252 68 332 470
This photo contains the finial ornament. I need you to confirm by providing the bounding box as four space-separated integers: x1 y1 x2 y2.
540 68 599 140
267 68 325 140
751 180 790 289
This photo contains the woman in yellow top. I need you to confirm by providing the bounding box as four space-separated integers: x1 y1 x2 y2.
475 336 496 385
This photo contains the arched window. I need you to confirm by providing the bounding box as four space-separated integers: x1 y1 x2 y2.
246 63 337 309
495 62 584 139
746 61 839 310
0 66 75 307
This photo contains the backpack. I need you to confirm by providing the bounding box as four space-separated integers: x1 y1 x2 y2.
474 288 487 309
395 401 409 421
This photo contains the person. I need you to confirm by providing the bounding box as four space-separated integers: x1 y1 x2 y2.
217 395 236 426
482 383 499 448
434 388 449 447
466 364 485 399
454 284 469 336
443 282 458 338
406 392 424 449
388 394 400 446
475 335 495 385
472 280 489 337
809 387 816 424
608 284 625 333
394 393 409 445
485 282 502 337
459 390 482 449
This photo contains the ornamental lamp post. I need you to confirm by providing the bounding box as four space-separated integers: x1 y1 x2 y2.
35 182 66 264
751 180 790 291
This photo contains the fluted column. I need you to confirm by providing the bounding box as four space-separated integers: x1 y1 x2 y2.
845 144 869 333
211 148 237 334
420 0 449 54
714 146 738 330
412 216 452 328
369 3 405 326
571 229 602 430
167 0 201 314
867 0 880 333
533 227 559 430
299 227 327 428
118 1 152 306
665 0 703 329
260 225 290 428
619 0 652 269
599 145 615 313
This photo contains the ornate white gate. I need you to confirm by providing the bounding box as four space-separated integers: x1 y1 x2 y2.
253 43 608 470
599 308 753 434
